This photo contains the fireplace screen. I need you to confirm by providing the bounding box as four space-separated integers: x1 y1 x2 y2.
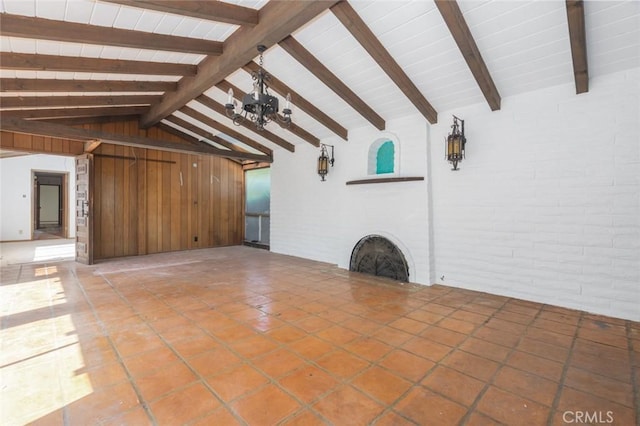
349 235 409 282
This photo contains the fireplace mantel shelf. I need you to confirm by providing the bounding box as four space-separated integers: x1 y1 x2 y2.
346 176 424 186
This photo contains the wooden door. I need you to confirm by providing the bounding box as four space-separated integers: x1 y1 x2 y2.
75 154 94 265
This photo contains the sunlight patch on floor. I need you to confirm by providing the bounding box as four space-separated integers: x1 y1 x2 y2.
0 276 93 426
33 243 75 262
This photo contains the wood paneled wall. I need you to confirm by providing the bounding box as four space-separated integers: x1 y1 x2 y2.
0 130 85 155
1 120 244 260
92 143 243 259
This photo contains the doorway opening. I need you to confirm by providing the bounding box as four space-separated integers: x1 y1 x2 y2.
33 171 68 240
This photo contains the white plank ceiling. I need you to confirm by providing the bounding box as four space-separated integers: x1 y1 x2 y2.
1 0 639 158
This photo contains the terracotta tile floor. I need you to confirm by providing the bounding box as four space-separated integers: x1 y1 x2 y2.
1 246 638 425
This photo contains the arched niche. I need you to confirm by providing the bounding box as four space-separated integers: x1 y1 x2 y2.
367 137 400 176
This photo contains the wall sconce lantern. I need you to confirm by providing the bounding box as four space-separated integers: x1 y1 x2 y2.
446 115 466 171
318 143 335 181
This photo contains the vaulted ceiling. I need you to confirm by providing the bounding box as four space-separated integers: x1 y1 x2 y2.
1 0 638 164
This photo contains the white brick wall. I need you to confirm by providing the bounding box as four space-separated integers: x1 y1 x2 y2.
272 68 639 321
271 115 433 285
431 68 639 321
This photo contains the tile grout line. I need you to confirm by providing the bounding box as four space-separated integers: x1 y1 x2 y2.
247 281 413 423
364 290 460 424
264 291 401 425
6 250 640 423
545 310 585 426
96 271 251 426
454 297 536 426
265 282 455 424
367 289 499 425
73 268 159 425
360 292 640 424
306 289 439 423
246 274 415 424
53 256 636 421
200 294 342 425
125 273 354 425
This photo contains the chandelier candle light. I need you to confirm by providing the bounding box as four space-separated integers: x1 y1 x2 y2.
225 45 292 131
445 115 466 171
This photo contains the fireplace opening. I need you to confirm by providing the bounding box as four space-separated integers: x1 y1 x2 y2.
349 235 409 282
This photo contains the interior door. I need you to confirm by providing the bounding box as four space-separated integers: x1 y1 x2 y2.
38 184 61 227
75 154 94 265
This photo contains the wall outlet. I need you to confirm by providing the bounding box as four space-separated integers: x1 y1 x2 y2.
194 236 198 242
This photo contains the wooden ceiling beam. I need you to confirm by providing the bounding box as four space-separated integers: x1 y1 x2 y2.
140 1 338 128
2 106 148 120
164 115 250 153
39 115 141 126
179 105 273 157
331 1 438 124
156 122 244 164
103 0 259 27
566 0 589 94
216 80 319 147
195 94 295 152
84 140 102 153
0 14 223 56
0 52 197 76
1 117 271 162
0 78 176 93
0 150 31 159
279 35 385 130
0 95 161 109
155 122 239 155
435 0 501 111
242 61 348 141
155 122 200 146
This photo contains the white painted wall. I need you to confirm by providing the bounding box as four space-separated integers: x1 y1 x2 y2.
431 68 639 321
271 67 639 321
0 154 76 241
271 114 433 285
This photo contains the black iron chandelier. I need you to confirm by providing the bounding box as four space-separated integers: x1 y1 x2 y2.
225 45 292 131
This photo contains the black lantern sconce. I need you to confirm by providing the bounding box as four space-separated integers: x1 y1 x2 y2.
446 115 466 171
318 143 335 181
